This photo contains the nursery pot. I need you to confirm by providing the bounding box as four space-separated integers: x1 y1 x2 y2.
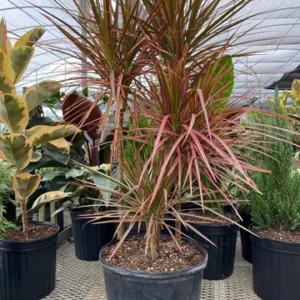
183 222 238 280
70 208 116 261
239 212 252 263
99 238 208 300
251 229 300 300
0 221 59 300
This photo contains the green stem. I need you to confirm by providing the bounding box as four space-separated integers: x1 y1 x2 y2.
20 199 29 238
39 205 46 222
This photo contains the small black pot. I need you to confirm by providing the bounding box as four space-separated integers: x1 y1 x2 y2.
183 222 238 280
99 238 208 300
0 221 59 300
252 230 300 300
239 212 252 263
70 209 116 261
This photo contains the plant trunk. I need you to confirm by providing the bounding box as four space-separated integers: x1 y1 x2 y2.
175 204 181 244
150 230 160 261
20 200 29 238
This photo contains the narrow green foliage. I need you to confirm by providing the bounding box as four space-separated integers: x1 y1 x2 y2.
251 97 300 230
0 161 15 237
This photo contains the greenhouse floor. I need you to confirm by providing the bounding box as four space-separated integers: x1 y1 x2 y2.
45 235 260 300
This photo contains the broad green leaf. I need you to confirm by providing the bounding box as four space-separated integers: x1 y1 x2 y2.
32 191 70 209
28 125 80 146
31 151 42 162
14 27 45 49
4 45 34 84
47 138 70 153
12 173 41 201
0 134 32 170
92 168 118 206
0 71 15 94
21 81 62 112
292 79 300 99
0 94 29 133
65 168 85 179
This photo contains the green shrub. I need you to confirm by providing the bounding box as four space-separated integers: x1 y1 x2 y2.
250 98 300 230
0 161 15 237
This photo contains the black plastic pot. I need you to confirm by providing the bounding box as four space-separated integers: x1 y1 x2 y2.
239 212 252 263
183 223 238 280
99 238 208 300
70 209 116 261
252 230 300 300
0 221 59 300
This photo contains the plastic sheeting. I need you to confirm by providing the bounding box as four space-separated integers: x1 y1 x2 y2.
1 0 300 98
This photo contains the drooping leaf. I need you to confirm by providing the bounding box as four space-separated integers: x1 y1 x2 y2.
0 70 15 94
4 46 35 84
21 81 62 112
12 173 41 201
31 191 70 209
31 151 42 162
47 138 70 153
28 125 80 146
65 168 85 179
0 134 32 170
92 168 118 206
14 27 45 48
0 93 29 133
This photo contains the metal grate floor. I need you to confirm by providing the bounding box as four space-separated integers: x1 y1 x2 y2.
45 237 260 300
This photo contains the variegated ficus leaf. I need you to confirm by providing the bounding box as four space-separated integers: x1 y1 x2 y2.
31 151 42 162
2 27 45 84
4 46 35 84
21 80 62 112
0 93 29 133
47 138 70 153
32 191 70 209
0 134 32 170
14 27 45 48
0 70 15 94
12 173 41 201
0 19 12 54
292 79 300 99
28 125 80 146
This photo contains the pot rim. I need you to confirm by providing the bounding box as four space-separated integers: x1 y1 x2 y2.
99 236 208 279
0 221 59 244
249 224 300 246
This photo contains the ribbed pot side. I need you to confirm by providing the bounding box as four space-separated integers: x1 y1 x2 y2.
99 238 208 300
252 233 300 300
0 222 59 300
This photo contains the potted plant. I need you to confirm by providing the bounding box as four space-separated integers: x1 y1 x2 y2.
0 20 79 300
249 97 300 300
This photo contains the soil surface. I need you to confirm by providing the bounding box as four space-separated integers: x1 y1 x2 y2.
102 236 206 273
253 227 300 243
3 224 56 242
183 211 238 225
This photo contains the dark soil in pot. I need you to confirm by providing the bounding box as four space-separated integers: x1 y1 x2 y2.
239 212 252 263
182 212 238 280
251 226 300 300
70 208 116 261
0 221 59 300
100 236 208 300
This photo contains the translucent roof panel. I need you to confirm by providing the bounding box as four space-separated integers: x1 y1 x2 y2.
1 0 300 99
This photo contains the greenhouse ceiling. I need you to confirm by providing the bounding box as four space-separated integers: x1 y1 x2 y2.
1 0 300 99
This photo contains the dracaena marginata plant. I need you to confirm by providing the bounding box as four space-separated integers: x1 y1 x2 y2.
44 0 299 260
0 20 80 238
